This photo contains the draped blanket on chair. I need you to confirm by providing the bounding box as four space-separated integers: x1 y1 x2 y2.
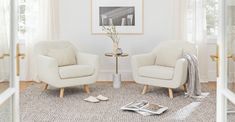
183 53 202 97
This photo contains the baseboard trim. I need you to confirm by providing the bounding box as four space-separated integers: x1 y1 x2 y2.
20 80 34 82
23 80 210 83
97 70 133 81
96 80 135 83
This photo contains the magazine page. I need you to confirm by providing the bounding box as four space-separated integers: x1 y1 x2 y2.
121 100 168 116
140 103 168 115
121 100 148 111
135 110 152 116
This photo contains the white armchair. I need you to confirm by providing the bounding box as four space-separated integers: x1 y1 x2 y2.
35 41 99 98
131 41 196 98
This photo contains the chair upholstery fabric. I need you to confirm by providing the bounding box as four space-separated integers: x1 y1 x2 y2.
59 65 94 79
154 46 183 67
35 41 99 88
138 65 174 80
47 46 77 66
131 41 196 89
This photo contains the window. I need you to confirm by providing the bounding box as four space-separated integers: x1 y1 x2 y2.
205 0 219 38
18 0 26 41
18 0 39 42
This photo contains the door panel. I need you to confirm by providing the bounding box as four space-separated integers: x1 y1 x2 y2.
217 0 235 121
226 2 235 93
226 1 235 120
0 0 11 94
0 0 19 122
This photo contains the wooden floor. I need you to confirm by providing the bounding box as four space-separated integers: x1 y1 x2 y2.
203 82 216 91
0 81 34 93
0 81 217 93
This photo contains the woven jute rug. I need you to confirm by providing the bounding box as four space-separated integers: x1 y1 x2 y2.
19 82 223 122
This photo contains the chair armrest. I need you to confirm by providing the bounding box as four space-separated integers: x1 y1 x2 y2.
131 53 155 69
131 53 155 79
76 52 99 70
172 58 188 87
37 55 60 82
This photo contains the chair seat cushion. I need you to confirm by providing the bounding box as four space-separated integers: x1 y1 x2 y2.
59 65 94 79
138 65 174 80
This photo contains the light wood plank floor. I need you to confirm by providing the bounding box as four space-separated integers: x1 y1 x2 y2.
0 81 217 93
0 81 34 93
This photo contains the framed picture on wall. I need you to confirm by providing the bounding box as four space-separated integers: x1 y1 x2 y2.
91 0 144 34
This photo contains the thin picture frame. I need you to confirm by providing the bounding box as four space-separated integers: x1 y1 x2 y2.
91 0 144 35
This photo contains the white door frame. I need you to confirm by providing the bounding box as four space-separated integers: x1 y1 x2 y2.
217 0 235 122
0 0 19 122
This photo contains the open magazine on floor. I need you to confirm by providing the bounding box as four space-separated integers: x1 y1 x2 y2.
121 100 168 116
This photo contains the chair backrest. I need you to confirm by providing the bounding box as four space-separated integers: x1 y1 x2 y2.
34 41 76 56
152 41 197 67
152 40 197 55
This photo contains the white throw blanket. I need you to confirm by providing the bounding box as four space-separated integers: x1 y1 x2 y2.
183 53 202 97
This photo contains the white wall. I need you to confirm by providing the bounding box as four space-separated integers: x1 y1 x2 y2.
59 0 212 82
59 0 176 81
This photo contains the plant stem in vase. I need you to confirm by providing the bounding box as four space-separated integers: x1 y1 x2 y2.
113 42 118 54
102 25 120 54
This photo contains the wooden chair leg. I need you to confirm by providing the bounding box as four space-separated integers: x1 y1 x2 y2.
60 88 64 98
84 85 90 94
142 85 149 95
43 84 48 91
168 88 174 99
183 84 187 92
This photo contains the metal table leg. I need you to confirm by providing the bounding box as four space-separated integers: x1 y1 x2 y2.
116 56 118 74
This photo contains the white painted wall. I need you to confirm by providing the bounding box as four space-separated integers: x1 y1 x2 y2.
58 0 212 82
59 0 176 81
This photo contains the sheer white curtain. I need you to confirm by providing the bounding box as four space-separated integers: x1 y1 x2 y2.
172 0 206 42
173 0 208 81
0 0 10 82
24 0 59 81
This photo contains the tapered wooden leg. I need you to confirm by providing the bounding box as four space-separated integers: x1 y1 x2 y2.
183 84 187 92
84 85 90 94
168 88 173 99
43 84 48 91
142 85 149 95
60 88 64 98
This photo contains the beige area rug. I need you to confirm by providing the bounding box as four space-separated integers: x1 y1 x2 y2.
18 82 233 122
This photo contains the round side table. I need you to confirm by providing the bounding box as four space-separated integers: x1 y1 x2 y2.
105 53 128 88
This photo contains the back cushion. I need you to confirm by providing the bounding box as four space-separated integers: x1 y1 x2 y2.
155 46 183 67
47 46 77 67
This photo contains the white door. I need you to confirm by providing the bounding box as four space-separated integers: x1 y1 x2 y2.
217 0 235 121
0 0 22 122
